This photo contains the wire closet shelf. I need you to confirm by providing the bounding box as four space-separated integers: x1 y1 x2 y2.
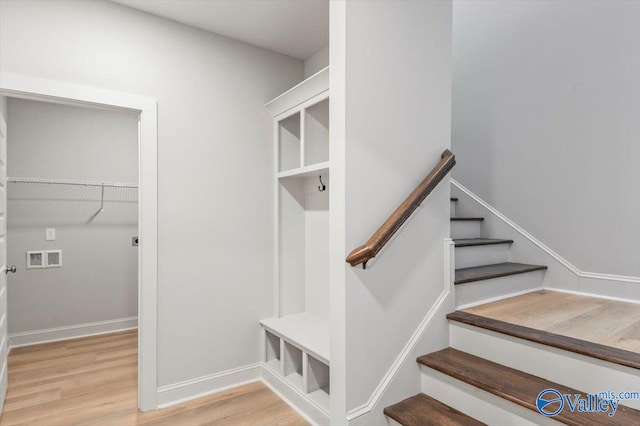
7 177 139 203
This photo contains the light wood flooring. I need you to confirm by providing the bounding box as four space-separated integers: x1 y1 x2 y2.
0 330 307 426
464 289 640 352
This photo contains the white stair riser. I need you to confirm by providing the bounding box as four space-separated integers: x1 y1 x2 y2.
387 418 402 426
455 270 544 307
450 200 456 217
420 366 561 425
449 323 640 410
455 244 510 269
451 220 481 239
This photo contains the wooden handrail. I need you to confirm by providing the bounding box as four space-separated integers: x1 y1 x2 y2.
346 149 456 268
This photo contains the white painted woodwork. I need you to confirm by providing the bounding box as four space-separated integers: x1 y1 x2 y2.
450 200 456 217
266 67 329 117
455 270 545 307
0 111 7 412
451 220 481 239
262 66 332 420
260 312 329 365
450 322 640 410
277 162 330 180
455 243 510 269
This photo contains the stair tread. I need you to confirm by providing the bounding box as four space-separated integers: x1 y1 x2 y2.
454 238 513 247
417 348 640 426
450 217 484 221
450 197 459 202
447 310 640 369
384 393 485 426
455 262 547 284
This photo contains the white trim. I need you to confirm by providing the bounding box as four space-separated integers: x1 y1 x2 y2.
544 287 640 305
261 363 328 425
8 317 138 348
345 239 455 422
265 67 329 117
455 287 545 310
0 72 158 411
156 363 262 408
451 179 640 285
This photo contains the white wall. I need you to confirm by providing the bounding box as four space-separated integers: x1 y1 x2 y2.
304 46 329 78
333 0 452 422
452 0 640 278
7 98 138 335
0 0 303 389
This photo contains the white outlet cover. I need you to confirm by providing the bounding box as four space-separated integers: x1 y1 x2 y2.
46 228 56 241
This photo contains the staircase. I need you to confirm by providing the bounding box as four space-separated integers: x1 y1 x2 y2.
383 197 640 425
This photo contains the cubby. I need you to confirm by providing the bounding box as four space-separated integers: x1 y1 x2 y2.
261 67 331 415
265 330 281 372
278 112 301 172
304 98 329 166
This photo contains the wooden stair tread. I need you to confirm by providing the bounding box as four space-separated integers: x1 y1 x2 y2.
417 348 640 426
447 311 640 369
453 238 513 247
384 393 485 426
450 197 459 202
455 262 547 284
451 217 484 221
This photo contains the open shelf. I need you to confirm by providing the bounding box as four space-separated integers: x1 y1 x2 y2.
260 312 329 365
277 161 329 180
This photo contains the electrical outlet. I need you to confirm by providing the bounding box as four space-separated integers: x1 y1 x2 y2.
46 228 56 241
132 237 139 246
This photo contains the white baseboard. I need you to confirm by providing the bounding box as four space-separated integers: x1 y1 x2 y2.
8 316 138 348
156 363 262 408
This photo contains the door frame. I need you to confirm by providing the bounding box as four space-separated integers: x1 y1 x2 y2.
0 72 158 412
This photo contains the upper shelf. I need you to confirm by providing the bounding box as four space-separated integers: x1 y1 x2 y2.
266 67 329 118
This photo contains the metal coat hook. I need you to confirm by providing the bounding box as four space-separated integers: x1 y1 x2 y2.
318 175 326 192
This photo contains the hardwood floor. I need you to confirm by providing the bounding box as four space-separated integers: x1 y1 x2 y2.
0 330 308 425
463 289 640 352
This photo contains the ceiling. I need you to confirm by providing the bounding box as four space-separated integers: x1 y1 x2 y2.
111 0 329 60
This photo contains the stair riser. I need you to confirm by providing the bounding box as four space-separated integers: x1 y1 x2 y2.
451 221 481 239
420 366 560 425
450 200 456 217
387 418 402 426
455 270 545 307
455 244 510 269
449 323 640 410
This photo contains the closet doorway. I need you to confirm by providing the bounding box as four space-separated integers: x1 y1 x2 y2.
0 74 158 412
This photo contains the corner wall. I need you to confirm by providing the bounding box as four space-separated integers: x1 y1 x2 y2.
0 0 303 396
452 0 640 280
332 1 453 423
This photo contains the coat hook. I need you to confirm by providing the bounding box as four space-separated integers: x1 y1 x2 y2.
318 175 326 192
